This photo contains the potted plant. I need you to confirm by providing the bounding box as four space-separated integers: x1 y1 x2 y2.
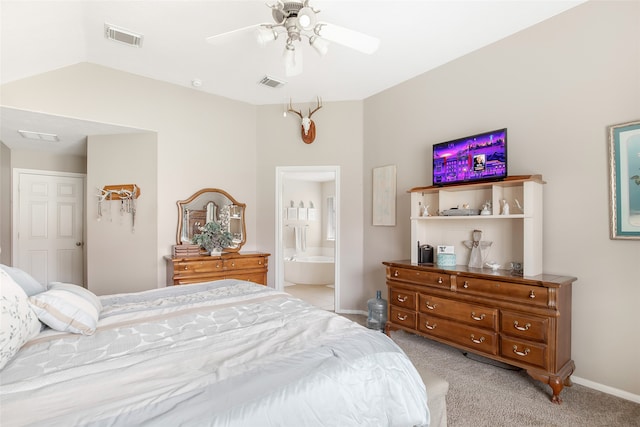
191 221 233 255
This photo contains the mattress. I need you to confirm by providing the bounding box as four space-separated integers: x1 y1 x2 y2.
0 280 429 426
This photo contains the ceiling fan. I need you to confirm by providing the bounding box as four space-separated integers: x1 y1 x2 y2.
205 0 380 76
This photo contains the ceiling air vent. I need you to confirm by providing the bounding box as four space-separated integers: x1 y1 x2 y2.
258 76 286 88
104 23 143 47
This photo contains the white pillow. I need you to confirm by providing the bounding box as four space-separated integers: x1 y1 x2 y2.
0 264 47 296
29 283 102 335
0 269 42 370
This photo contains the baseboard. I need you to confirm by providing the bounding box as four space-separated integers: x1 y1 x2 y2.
335 309 367 316
572 376 640 404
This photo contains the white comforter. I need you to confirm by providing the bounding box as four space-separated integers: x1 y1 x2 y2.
0 280 429 426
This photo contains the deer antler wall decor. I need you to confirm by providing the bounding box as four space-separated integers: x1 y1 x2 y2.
288 96 323 144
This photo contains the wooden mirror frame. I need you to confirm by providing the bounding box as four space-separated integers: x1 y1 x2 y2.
176 188 246 252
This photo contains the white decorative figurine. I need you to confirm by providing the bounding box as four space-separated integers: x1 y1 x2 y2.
480 201 491 216
463 229 493 268
501 199 510 215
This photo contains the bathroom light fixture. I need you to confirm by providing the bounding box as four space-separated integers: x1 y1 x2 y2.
18 130 59 142
206 0 379 77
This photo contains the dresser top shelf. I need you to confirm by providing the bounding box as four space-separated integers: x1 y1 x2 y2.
382 260 576 288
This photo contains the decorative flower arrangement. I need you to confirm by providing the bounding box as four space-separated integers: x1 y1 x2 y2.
191 221 233 254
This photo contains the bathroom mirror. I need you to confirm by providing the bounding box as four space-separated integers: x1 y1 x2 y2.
176 188 246 252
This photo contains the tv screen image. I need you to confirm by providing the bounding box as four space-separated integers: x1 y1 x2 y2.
433 128 507 186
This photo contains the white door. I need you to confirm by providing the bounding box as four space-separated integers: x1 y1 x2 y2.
15 170 85 286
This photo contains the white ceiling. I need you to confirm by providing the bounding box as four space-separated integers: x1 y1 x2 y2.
0 0 585 154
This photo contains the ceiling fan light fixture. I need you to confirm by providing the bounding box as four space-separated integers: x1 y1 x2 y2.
309 36 329 56
283 45 302 76
257 26 278 45
296 7 316 31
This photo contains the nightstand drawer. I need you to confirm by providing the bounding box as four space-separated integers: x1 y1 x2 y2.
501 337 548 369
501 311 548 343
390 288 417 310
419 293 497 330
390 306 416 329
457 277 549 307
387 267 450 289
418 314 497 355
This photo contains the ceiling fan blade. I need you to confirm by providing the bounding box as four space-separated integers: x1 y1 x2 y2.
315 22 380 54
205 24 262 45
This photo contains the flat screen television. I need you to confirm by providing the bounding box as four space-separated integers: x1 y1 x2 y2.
432 128 507 186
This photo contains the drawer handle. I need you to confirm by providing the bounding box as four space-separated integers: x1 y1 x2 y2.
397 295 408 303
216 263 221 268
513 321 531 331
393 270 399 277
231 262 235 267
397 314 408 321
424 321 437 330
470 334 485 344
529 290 535 299
470 312 485 321
183 266 188 270
424 301 436 310
437 277 443 284
258 261 263 265
512 345 531 357
463 281 469 289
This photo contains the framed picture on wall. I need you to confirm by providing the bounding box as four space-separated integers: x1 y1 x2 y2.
608 119 640 239
372 164 396 226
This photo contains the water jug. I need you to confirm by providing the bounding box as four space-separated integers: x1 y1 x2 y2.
366 291 388 332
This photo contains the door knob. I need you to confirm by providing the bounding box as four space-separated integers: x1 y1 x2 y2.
75 242 83 247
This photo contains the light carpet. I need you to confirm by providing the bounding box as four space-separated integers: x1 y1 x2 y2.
390 330 640 427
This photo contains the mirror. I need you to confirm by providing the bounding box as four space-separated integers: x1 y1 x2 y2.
176 188 246 252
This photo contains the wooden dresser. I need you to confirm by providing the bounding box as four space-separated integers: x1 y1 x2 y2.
383 260 576 403
165 252 269 286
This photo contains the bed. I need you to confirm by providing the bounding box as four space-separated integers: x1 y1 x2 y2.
1 267 430 426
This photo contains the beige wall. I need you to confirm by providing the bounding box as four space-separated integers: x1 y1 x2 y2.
364 1 640 396
0 142 11 264
86 133 157 295
10 150 86 174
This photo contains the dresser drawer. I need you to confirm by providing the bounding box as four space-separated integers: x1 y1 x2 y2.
457 276 549 307
390 306 416 329
387 267 450 289
500 337 548 369
418 314 498 355
229 272 267 285
223 256 267 271
389 288 417 310
174 272 225 285
419 293 497 330
173 259 222 276
501 311 548 343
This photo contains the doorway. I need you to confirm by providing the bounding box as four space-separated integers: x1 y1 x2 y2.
275 166 340 312
12 169 86 286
